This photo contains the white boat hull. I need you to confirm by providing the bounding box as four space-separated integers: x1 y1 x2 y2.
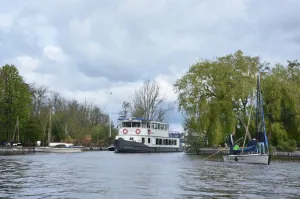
35 147 83 153
223 154 270 165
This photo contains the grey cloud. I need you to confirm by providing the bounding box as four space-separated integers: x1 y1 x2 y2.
1 0 300 125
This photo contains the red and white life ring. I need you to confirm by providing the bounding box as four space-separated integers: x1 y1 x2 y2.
136 129 141 134
123 129 128 134
148 129 151 135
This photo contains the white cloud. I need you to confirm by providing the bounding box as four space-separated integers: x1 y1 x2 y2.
43 45 67 62
15 55 40 77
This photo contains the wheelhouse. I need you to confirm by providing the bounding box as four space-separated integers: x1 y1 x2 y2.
117 117 169 131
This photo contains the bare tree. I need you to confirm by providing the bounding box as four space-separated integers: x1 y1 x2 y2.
119 101 131 118
129 79 174 122
30 84 48 116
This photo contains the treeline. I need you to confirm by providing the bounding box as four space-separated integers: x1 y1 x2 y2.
174 50 300 152
0 64 117 146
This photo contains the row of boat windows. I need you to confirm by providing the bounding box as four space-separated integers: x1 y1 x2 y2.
129 137 177 145
121 122 168 130
156 139 177 145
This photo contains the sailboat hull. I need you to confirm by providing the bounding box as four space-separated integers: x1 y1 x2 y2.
223 154 270 165
35 147 83 153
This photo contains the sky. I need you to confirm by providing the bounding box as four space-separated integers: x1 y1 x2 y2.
1 0 300 132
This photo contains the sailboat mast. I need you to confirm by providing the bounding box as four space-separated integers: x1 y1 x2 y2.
16 116 19 143
48 108 52 145
65 122 67 140
255 75 259 134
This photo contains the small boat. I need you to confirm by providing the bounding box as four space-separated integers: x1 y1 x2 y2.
223 74 271 165
107 145 115 151
114 117 183 153
34 109 83 153
223 154 271 165
34 143 83 153
35 143 83 153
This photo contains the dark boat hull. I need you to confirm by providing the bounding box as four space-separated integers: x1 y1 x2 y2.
107 145 115 151
114 139 183 153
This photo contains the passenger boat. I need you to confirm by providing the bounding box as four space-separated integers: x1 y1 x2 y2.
114 117 183 153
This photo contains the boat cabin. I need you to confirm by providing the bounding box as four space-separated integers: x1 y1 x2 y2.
117 117 169 137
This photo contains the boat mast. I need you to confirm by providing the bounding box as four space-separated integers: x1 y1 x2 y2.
109 91 112 138
65 122 67 140
16 116 19 143
255 74 260 135
48 107 52 145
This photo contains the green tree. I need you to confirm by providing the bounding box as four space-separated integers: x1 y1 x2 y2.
0 64 32 141
174 50 260 146
261 61 300 151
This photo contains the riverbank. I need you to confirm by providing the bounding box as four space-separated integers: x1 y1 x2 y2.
0 146 112 155
185 147 300 158
0 147 35 155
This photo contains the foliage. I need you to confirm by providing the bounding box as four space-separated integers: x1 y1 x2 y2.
0 64 32 141
0 64 115 146
174 51 300 151
174 50 259 146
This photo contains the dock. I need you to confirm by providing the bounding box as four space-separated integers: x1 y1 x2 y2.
0 147 35 155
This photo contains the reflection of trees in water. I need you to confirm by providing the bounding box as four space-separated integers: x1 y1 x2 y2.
0 159 29 197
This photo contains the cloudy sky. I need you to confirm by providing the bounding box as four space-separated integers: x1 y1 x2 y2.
0 0 299 131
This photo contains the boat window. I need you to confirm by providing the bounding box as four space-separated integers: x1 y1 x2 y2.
156 138 159 145
132 122 141 127
171 140 174 145
159 139 162 145
174 140 177 145
142 122 147 128
157 123 161 129
154 123 158 129
148 138 151 143
142 137 145 143
123 122 132 127
147 123 150 128
161 124 165 130
168 140 171 145
151 123 154 129
129 137 134 141
166 139 168 145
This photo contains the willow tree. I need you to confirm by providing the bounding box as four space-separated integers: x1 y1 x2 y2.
261 60 300 151
174 50 260 146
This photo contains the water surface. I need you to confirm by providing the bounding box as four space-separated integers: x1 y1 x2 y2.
0 152 299 199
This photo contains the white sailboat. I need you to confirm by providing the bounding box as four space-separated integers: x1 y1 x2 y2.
223 74 271 165
35 108 83 153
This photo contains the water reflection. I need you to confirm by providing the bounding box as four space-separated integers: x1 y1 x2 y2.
0 153 300 199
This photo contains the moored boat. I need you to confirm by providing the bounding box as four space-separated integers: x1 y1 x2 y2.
35 142 83 153
34 108 83 153
114 117 183 153
223 74 271 165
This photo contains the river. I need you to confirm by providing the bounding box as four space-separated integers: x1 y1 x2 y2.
1 152 300 199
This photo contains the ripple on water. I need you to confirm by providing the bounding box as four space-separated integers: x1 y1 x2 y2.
1 153 300 199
